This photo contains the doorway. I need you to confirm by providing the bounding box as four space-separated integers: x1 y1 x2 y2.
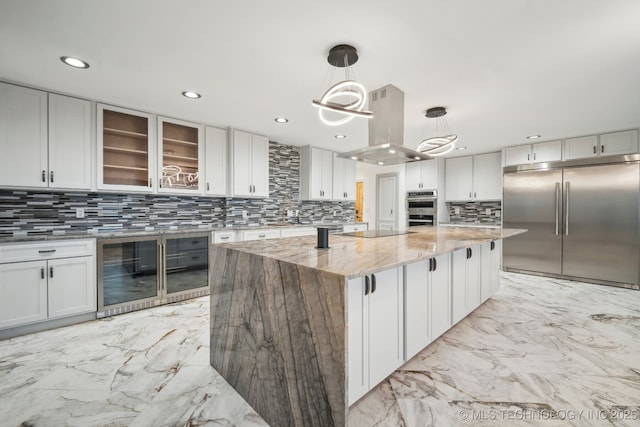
355 181 364 223
376 173 398 230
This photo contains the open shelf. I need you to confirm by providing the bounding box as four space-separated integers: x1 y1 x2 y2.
163 137 198 146
104 146 148 155
104 127 148 139
104 164 149 172
163 153 198 161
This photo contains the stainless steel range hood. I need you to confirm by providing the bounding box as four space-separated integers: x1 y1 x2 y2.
337 84 431 165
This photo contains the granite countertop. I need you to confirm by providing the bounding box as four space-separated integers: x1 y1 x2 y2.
215 225 526 279
0 222 367 243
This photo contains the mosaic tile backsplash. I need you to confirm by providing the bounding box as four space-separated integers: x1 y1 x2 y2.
447 200 502 225
0 142 355 237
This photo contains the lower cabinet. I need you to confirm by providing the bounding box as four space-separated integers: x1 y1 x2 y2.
279 227 315 238
480 241 502 302
404 253 451 361
239 229 282 241
452 245 481 325
343 223 368 233
0 239 96 329
347 267 403 405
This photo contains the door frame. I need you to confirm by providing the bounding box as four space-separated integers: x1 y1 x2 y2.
376 172 399 230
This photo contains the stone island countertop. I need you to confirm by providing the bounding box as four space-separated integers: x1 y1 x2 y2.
209 225 526 427
214 225 525 279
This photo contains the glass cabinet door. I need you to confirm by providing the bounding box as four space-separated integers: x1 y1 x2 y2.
159 117 203 193
99 239 159 309
98 104 154 191
164 235 209 295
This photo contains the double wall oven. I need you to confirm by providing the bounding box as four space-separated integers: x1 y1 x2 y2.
406 190 437 227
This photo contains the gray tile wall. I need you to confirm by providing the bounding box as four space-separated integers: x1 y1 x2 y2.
0 142 354 237
447 200 502 225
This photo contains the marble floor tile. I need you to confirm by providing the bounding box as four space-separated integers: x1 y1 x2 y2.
1 272 639 426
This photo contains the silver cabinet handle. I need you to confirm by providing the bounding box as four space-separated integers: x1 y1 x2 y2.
555 182 560 235
565 182 570 235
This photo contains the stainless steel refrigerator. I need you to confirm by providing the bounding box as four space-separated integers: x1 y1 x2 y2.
503 155 640 289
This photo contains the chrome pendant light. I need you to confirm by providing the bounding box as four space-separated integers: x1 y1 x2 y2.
311 44 373 126
417 106 457 156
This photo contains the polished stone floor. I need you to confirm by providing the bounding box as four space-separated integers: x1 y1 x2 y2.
1 272 639 426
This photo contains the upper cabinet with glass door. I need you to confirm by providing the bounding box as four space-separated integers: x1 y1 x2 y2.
158 117 204 194
97 104 155 192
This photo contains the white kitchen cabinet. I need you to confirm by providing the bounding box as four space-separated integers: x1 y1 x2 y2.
239 228 281 241
445 156 473 201
504 140 561 166
300 146 333 200
332 155 356 201
489 240 502 295
563 135 599 160
0 82 47 189
47 256 96 319
404 253 450 361
98 103 156 192
406 160 438 191
48 94 93 190
445 152 501 201
348 267 403 405
451 245 481 325
479 242 492 304
158 116 204 194
0 239 96 330
280 227 315 238
230 129 269 198
599 129 638 156
563 131 638 160
212 230 237 244
0 84 88 190
343 223 368 233
205 126 228 196
0 260 48 328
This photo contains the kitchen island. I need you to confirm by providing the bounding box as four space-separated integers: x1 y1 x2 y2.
209 226 525 427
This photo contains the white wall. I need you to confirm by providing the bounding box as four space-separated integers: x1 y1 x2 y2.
356 163 408 229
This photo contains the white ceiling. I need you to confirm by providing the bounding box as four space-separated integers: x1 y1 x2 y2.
1 0 639 157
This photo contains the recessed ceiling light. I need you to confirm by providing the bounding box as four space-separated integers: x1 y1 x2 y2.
335 134 346 139
377 161 384 166
526 135 541 139
60 56 89 69
388 149 396 154
414 156 421 160
456 146 468 150
182 91 201 99
350 156 358 160
274 117 288 124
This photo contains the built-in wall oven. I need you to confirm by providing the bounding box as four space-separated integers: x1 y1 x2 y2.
97 232 210 317
406 190 437 227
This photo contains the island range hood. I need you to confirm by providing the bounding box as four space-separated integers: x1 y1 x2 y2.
337 84 432 165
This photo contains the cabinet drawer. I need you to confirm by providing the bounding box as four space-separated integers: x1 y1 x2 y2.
177 236 209 251
343 224 368 233
0 239 95 263
280 227 316 238
213 231 237 244
240 229 281 241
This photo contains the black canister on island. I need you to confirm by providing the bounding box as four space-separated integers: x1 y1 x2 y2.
317 227 329 249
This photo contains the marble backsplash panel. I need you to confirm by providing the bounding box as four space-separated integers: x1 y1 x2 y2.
447 200 502 225
0 142 355 236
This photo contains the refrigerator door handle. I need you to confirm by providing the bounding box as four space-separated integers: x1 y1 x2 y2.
564 182 570 235
555 182 560 235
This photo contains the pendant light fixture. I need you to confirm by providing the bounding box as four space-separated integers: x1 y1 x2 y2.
416 106 457 156
311 44 373 126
